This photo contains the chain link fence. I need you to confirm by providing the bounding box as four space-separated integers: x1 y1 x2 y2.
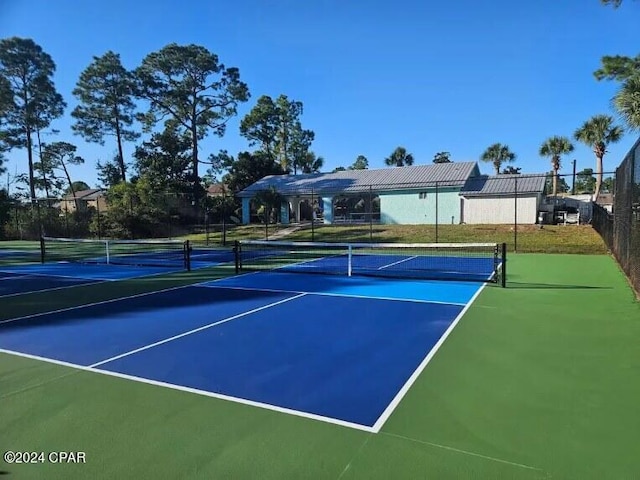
3 168 622 259
592 138 640 296
253 172 611 251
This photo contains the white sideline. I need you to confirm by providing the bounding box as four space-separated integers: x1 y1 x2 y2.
371 283 487 432
89 293 307 367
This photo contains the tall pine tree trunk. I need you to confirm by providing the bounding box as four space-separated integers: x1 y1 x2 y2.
26 125 36 203
114 118 127 182
36 127 51 206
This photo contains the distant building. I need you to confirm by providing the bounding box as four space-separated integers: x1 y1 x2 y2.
206 183 226 198
238 163 548 225
460 174 546 224
60 189 107 213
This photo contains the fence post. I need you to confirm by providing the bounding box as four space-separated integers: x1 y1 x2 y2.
435 181 439 243
514 176 518 253
369 185 373 242
97 198 102 240
222 191 227 247
311 188 315 242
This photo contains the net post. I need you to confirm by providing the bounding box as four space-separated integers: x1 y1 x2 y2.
40 236 45 264
501 242 507 288
234 240 240 274
347 244 352 277
185 240 191 271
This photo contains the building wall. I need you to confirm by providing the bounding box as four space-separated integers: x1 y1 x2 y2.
87 197 108 212
460 195 539 224
379 188 461 224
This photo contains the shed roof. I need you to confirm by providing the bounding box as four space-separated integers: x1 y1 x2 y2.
62 189 104 200
460 174 546 196
238 162 479 197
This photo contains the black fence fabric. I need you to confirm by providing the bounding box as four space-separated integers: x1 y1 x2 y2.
592 139 640 296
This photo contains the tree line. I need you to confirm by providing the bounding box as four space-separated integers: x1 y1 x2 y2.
0 0 637 238
0 38 328 237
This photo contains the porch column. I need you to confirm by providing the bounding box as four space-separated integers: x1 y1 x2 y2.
291 198 301 223
241 197 251 224
280 200 290 225
322 196 333 224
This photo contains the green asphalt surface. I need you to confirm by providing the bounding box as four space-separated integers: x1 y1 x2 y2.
1 253 639 479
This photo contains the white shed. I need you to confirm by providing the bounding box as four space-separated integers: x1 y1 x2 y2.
459 175 546 224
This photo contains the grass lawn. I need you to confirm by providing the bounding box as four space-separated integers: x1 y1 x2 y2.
3 223 607 256
285 223 608 254
182 223 608 255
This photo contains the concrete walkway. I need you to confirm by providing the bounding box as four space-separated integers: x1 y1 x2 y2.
268 224 304 240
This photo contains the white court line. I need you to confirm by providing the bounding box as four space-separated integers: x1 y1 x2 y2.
0 267 257 325
0 265 206 299
0 347 374 433
0 272 488 434
0 269 118 281
89 293 307 368
196 283 467 307
370 282 488 433
0 280 106 299
377 255 418 270
0 273 33 280
381 432 543 472
0 283 194 325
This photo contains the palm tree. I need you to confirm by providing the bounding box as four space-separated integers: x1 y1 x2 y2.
384 146 414 167
254 186 285 225
574 115 624 200
480 143 516 174
300 152 324 173
433 151 452 163
539 136 574 197
614 76 640 131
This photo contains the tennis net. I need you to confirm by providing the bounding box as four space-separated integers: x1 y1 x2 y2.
40 237 191 270
235 240 506 285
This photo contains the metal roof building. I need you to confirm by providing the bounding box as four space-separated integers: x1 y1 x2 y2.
238 162 479 197
238 163 548 225
460 174 547 225
460 174 547 196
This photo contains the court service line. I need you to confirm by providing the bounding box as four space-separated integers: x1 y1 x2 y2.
0 283 196 325
0 347 375 433
0 279 106 299
0 269 118 281
195 283 468 307
0 271 32 280
377 255 418 270
0 273 33 280
89 293 308 368
0 267 255 325
370 282 488 433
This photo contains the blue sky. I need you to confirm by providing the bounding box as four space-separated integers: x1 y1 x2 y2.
1 0 638 192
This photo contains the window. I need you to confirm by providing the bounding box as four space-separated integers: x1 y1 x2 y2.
418 192 428 199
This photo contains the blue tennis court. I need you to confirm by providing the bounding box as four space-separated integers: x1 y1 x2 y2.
0 270 484 430
0 243 237 297
0 249 40 259
0 263 178 297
